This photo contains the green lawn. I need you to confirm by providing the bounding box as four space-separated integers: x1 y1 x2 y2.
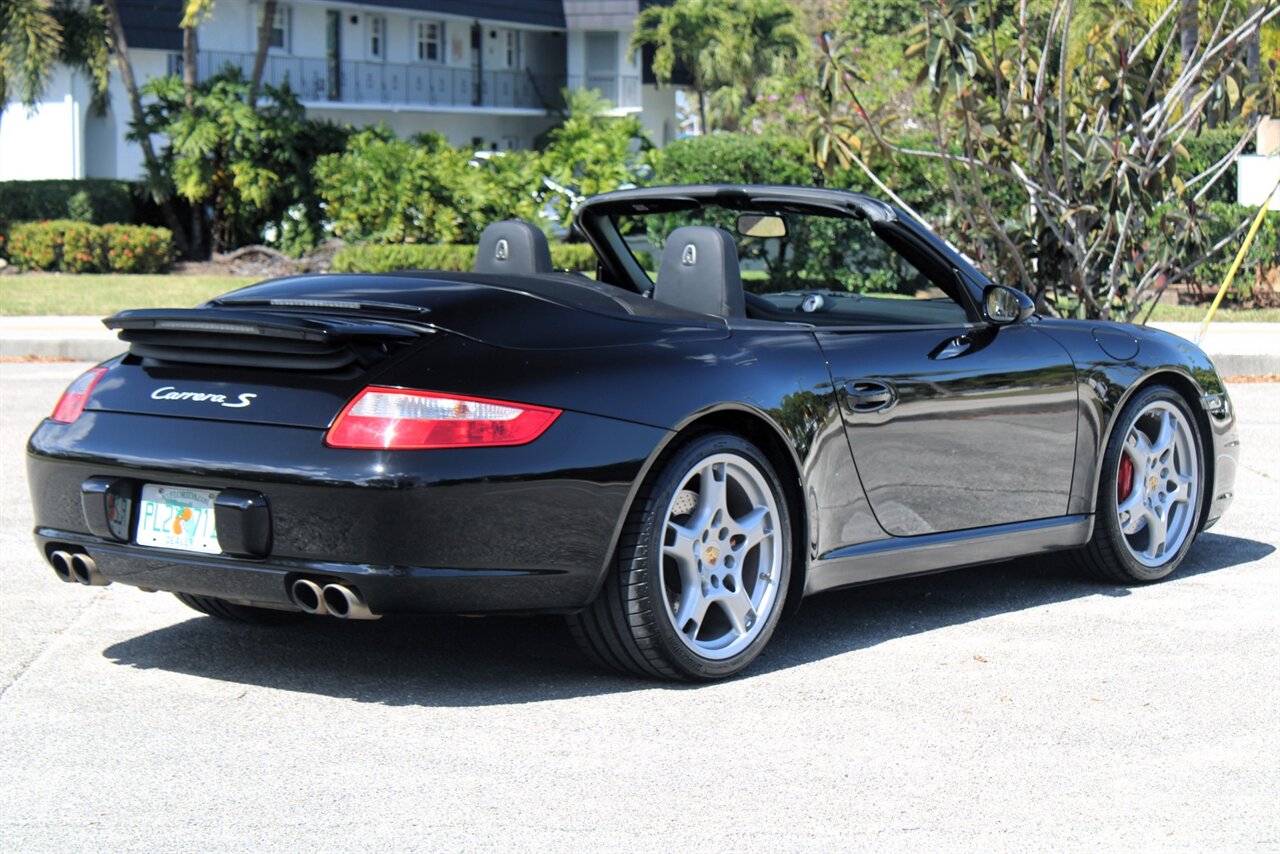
1142 303 1280 323
1 272 1277 322
0 274 257 316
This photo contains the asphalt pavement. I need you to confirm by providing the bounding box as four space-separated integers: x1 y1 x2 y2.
1 362 1277 852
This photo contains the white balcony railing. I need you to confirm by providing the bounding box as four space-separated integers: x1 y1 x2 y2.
187 52 644 112
195 51 565 111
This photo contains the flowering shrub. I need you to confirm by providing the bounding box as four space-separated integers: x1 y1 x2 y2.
4 221 173 273
101 224 174 273
60 221 105 273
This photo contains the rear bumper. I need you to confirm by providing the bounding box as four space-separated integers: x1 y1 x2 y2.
34 529 591 613
28 409 668 614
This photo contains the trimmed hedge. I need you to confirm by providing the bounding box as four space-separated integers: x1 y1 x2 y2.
6 220 174 273
332 242 597 274
0 180 136 225
1191 203 1279 297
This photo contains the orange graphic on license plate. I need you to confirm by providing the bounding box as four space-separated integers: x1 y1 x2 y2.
172 506 193 535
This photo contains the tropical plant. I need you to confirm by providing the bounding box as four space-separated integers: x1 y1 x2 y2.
540 88 650 225
133 69 342 254
809 0 1279 319
1 0 111 111
631 0 806 132
315 127 487 245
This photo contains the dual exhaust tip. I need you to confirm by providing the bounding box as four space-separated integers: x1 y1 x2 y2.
49 550 376 620
290 578 380 620
49 550 109 586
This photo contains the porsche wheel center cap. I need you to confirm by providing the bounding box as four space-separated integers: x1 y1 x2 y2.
1148 475 1159 491
704 546 720 566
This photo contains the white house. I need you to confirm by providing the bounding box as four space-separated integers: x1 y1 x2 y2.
0 0 679 182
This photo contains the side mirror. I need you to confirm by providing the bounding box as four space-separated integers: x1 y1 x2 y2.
983 285 1035 325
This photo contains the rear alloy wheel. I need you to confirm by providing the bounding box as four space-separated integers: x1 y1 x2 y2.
569 433 791 681
174 593 303 624
1077 385 1205 584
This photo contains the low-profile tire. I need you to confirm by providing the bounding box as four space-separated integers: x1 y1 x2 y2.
173 592 303 624
569 432 792 681
1076 384 1206 584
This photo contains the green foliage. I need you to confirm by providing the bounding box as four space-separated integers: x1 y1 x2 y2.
1180 128 1256 205
59 220 103 272
133 68 347 254
1186 203 1279 302
0 0 111 112
331 242 597 274
0 180 136 225
541 88 651 224
6 220 173 272
631 0 806 132
101 224 176 273
810 0 1275 319
652 133 816 185
316 128 486 245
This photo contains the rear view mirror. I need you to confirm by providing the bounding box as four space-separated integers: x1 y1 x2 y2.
737 214 787 239
983 285 1035 325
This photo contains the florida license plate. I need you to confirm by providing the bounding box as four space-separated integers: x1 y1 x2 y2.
135 484 221 554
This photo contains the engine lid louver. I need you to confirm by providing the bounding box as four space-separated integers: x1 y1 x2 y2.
104 308 428 372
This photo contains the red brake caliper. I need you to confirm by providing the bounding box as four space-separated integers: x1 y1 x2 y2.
1117 454 1134 501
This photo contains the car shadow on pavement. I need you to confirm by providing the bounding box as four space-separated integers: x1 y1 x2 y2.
103 531 1273 707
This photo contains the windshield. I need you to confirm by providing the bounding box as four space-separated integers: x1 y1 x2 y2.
611 205 970 326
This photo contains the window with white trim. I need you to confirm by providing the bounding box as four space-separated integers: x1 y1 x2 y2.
369 16 386 60
415 20 443 63
504 30 520 69
266 5 290 52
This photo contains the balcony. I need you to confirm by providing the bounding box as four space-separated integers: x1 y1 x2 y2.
195 51 565 113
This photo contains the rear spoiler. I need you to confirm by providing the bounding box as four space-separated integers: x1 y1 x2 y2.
104 308 428 371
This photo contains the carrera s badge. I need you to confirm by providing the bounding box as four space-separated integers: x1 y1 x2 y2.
150 387 257 408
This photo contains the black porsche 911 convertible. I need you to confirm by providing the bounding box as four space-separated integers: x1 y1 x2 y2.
27 184 1239 680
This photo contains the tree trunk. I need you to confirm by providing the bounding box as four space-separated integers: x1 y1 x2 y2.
100 0 188 253
1245 5 1261 86
182 26 198 108
1177 0 1199 111
248 0 279 106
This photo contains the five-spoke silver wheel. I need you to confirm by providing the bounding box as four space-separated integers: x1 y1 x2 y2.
660 453 782 660
1114 401 1199 568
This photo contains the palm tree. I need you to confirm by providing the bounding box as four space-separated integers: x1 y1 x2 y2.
706 0 807 130
630 0 722 133
1 0 110 112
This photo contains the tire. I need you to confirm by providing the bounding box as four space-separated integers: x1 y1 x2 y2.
569 432 792 681
173 592 303 624
1076 384 1206 584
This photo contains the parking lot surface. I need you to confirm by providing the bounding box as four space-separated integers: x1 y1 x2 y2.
1 362 1277 852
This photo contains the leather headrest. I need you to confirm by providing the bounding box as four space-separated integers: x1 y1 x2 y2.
475 221 554 275
654 226 745 317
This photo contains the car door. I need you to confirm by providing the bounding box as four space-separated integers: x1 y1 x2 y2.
818 317 1079 538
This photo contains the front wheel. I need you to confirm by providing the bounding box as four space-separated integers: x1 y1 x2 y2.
1077 385 1205 584
569 433 792 681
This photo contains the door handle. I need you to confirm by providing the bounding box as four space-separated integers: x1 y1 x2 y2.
842 380 897 414
934 335 972 360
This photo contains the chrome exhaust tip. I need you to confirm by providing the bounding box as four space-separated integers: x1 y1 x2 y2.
69 553 110 586
290 579 327 615
321 584 381 620
49 550 76 583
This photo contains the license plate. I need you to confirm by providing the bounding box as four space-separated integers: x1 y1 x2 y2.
135 484 221 554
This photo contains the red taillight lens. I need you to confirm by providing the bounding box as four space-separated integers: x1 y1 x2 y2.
325 387 562 450
51 367 108 423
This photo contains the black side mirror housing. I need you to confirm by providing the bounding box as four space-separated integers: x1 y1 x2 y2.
983 285 1036 325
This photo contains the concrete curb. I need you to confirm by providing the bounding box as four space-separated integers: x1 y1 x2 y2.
1 316 1276 375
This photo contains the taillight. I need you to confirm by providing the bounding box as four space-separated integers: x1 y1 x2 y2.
51 367 108 423
325 387 561 449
